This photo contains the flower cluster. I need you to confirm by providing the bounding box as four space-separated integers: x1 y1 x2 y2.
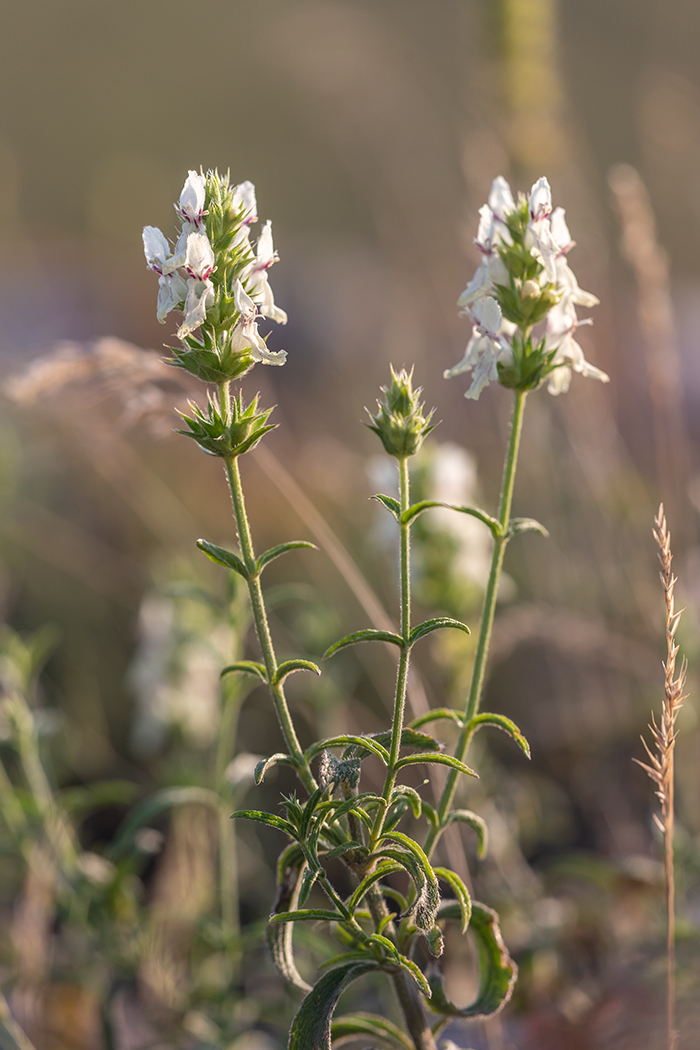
143 170 287 378
366 366 436 458
445 176 609 399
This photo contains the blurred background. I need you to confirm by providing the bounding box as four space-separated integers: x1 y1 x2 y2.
0 1 699 1048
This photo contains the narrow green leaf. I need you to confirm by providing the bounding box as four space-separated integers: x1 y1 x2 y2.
393 753 477 778
346 862 403 914
221 660 268 682
428 901 517 1018
301 786 330 840
507 516 549 539
332 1013 413 1050
383 832 440 932
434 867 471 933
254 753 294 785
196 538 248 578
395 955 432 999
288 962 380 1050
426 925 444 958
230 809 297 839
306 736 391 765
344 728 442 758
325 841 365 860
257 540 318 573
409 708 464 731
401 500 502 538
267 848 312 992
444 810 488 858
390 785 422 819
409 617 470 646
274 659 322 685
108 787 220 859
323 629 404 659
464 713 531 758
370 493 401 521
322 793 384 823
268 908 345 924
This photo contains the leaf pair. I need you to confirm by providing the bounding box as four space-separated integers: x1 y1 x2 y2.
371 492 548 542
197 537 317 581
322 617 470 660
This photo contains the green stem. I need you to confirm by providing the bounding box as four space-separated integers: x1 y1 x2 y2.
426 389 527 856
223 448 316 795
370 456 411 848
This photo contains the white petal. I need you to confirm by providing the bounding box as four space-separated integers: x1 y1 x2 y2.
180 170 206 224
529 176 552 221
529 217 558 282
233 180 258 223
185 231 215 280
258 280 288 324
476 204 494 247
233 278 256 319
230 318 287 366
177 279 214 338
556 257 599 308
473 295 502 336
457 260 491 310
547 366 572 395
488 176 515 220
156 273 187 323
143 226 170 271
256 220 276 266
444 328 482 378
550 207 572 251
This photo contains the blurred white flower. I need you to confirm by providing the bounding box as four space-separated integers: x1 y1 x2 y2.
445 296 514 400
178 169 206 226
233 180 258 223
243 221 288 324
177 231 216 338
230 279 287 365
545 299 609 394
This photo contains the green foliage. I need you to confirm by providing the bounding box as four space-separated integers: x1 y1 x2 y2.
178 390 276 458
366 367 437 458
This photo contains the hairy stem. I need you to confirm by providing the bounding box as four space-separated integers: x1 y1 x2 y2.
223 436 316 795
426 389 527 856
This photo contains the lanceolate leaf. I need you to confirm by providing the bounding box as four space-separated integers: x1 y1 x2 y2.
196 538 248 579
323 629 404 660
230 809 297 839
257 540 318 573
267 847 312 992
306 736 391 765
390 784 423 819
109 787 220 859
434 867 471 932
409 708 465 730
408 617 470 646
268 909 346 924
370 493 401 521
444 810 489 858
401 500 502 538
393 753 477 778
288 962 380 1050
428 901 517 1018
464 713 531 758
346 862 404 914
221 660 268 682
507 516 549 539
331 1013 413 1050
254 753 294 785
383 832 440 932
274 659 321 685
344 728 442 758
394 955 432 999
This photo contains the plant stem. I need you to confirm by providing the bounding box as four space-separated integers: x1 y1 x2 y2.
371 456 412 848
223 441 316 795
665 770 676 1050
426 389 527 857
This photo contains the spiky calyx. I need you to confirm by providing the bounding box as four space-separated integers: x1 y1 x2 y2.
366 367 437 459
177 390 275 458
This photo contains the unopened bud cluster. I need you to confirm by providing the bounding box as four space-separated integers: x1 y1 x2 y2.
445 176 609 399
367 367 436 458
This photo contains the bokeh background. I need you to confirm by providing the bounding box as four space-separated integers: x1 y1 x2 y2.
0 1 699 1049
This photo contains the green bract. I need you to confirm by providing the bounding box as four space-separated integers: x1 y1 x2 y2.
366 367 437 458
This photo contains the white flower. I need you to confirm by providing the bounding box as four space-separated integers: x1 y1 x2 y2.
233 180 258 223
527 177 558 282
176 231 216 339
178 170 206 226
549 207 599 309
230 279 287 366
143 227 188 322
243 221 288 324
457 200 509 309
528 176 552 222
545 299 609 394
445 296 514 400
489 176 516 222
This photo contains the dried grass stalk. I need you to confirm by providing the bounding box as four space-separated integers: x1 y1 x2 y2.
634 504 687 1050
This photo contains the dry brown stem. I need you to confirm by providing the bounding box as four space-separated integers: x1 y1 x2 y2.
634 504 687 1050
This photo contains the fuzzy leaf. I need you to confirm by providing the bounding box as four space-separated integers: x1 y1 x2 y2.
108 787 220 859
331 1013 413 1050
394 955 432 999
465 713 531 758
254 753 294 785
288 962 380 1050
434 867 471 933
393 753 477 778
444 810 489 858
507 516 549 539
390 785 423 819
267 848 312 992
221 660 268 682
401 500 502 538
323 629 404 659
344 728 442 759
346 862 404 914
230 809 297 839
274 659 322 685
325 841 365 860
306 736 391 765
268 908 345 924
409 617 470 646
370 494 401 521
257 540 318 573
196 539 248 579
383 832 440 932
409 708 464 730
428 901 517 1018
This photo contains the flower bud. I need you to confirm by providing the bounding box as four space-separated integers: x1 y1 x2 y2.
366 367 437 458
